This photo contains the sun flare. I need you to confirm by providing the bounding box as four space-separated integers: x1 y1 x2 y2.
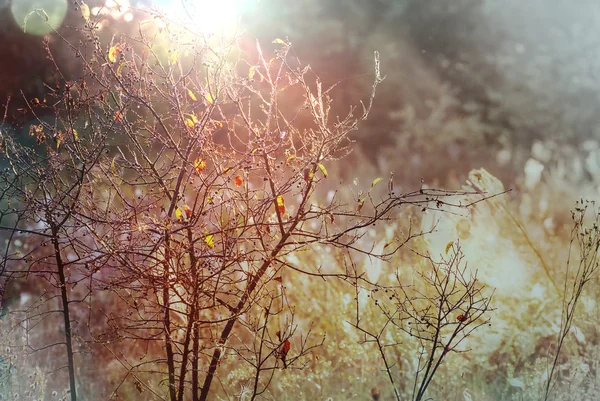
151 0 246 33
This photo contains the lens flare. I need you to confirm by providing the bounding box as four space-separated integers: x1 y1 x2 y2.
11 0 68 36
151 0 245 33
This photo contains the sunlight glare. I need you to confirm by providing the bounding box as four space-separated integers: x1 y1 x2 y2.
152 0 246 34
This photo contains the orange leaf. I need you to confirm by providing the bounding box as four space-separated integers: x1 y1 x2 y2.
114 111 124 123
234 175 243 187
108 43 124 63
357 198 365 212
276 195 285 215
194 158 206 174
183 205 192 219
273 276 283 283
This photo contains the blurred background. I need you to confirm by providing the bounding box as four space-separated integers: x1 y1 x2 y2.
3 0 600 193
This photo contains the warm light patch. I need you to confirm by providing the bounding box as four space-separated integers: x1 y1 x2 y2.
150 0 245 33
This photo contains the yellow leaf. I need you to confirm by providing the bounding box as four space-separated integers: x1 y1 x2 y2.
445 241 454 255
273 38 286 45
108 44 123 63
185 114 198 128
116 62 126 76
81 2 90 21
187 89 197 102
317 163 328 178
72 129 79 142
205 92 214 105
204 234 215 248
248 66 257 80
175 205 192 222
303 168 314 182
194 157 206 174
169 49 178 65
371 177 383 188
276 195 285 215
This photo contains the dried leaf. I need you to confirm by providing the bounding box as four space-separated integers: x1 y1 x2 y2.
383 240 394 249
276 195 285 215
169 49 178 65
273 276 283 283
357 198 366 212
204 234 215 248
185 114 198 128
81 2 90 21
108 44 124 63
371 177 383 188
187 88 197 102
114 111 124 123
234 175 243 187
248 65 257 80
116 62 126 76
194 158 206 174
303 168 314 182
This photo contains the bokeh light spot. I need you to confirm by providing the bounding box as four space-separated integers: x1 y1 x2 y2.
11 0 68 36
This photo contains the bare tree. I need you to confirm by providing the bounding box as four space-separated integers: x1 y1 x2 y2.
351 242 494 401
0 7 500 401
